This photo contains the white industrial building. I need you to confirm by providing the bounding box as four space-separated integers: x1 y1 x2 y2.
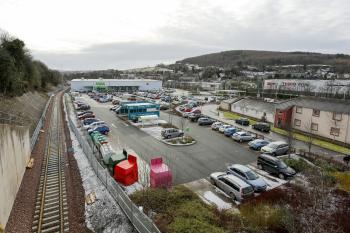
70 78 162 92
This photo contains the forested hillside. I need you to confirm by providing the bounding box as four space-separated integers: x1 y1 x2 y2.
0 34 61 96
178 50 350 73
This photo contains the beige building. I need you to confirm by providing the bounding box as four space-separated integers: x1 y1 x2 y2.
278 98 350 144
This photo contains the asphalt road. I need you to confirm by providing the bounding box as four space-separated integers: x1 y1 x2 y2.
82 95 259 185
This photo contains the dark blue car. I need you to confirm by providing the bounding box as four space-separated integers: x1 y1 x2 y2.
88 125 110 135
83 118 99 125
248 139 269 150
224 127 238 137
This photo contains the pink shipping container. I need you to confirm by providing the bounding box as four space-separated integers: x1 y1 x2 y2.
150 157 172 188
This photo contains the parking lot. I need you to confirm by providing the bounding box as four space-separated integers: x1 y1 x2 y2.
79 94 261 185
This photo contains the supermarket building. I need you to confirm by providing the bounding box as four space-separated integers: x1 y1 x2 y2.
70 78 162 92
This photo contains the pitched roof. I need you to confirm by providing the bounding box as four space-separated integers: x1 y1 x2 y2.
276 97 350 114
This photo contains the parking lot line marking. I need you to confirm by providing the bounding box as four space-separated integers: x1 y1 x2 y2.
123 122 128 127
111 123 117 128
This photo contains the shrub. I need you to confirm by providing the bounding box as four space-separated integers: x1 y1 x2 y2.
170 201 218 224
283 158 311 173
332 172 350 192
168 217 226 233
240 203 293 233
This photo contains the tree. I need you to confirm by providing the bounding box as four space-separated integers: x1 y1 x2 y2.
303 119 315 153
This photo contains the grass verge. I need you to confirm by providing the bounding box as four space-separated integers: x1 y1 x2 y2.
271 127 350 154
222 111 258 125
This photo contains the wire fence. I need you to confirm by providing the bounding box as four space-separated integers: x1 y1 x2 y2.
30 95 53 151
65 95 161 233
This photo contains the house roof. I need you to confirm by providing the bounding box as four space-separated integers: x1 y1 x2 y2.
276 97 350 114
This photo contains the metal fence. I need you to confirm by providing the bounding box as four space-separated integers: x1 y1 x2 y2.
65 96 161 233
30 95 53 151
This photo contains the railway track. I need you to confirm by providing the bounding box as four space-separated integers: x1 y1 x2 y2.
32 95 69 233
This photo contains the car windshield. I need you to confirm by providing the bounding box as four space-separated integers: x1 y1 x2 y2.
269 143 279 149
246 171 259 180
242 186 254 194
277 160 288 169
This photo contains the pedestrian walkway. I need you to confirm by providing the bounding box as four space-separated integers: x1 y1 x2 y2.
201 104 346 161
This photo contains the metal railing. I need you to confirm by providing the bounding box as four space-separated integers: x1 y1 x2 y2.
30 95 53 151
64 94 161 233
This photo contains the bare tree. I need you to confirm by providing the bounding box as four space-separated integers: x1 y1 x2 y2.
285 121 294 157
178 116 188 141
303 118 315 153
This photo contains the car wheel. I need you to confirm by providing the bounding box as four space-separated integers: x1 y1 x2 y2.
258 164 263 170
210 178 216 185
279 173 285 180
272 152 277 156
239 139 243 143
230 192 236 201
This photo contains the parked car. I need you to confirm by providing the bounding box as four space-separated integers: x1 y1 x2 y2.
252 122 271 132
161 128 184 139
84 121 106 130
248 139 270 150
198 117 216 126
257 154 296 179
232 131 254 142
88 125 110 135
188 112 202 122
219 124 232 133
211 122 223 130
76 104 90 110
78 113 95 120
83 118 99 126
227 164 267 192
261 141 289 156
235 117 250 126
179 105 185 111
77 110 93 116
210 172 254 202
110 105 119 111
224 127 238 137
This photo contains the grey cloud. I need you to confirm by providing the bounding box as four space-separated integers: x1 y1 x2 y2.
33 0 350 70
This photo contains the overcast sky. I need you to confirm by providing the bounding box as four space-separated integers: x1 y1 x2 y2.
1 0 349 70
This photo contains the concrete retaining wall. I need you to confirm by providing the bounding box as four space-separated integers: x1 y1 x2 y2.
0 124 31 228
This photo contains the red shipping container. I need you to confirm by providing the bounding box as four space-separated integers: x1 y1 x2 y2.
114 154 138 186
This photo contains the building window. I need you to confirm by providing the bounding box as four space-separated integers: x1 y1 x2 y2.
294 119 301 127
311 123 318 131
330 127 340 136
333 112 342 121
296 106 302 114
312 109 320 117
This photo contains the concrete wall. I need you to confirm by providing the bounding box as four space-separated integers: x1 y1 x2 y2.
291 106 350 144
0 124 31 228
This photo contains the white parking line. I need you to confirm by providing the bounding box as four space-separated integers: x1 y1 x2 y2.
122 122 128 127
111 123 117 128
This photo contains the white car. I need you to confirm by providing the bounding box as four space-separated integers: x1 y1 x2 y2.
84 121 106 130
231 131 254 142
218 124 232 133
211 122 223 130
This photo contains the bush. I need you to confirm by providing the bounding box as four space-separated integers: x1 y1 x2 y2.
283 158 311 173
332 172 350 192
240 203 293 233
168 217 226 233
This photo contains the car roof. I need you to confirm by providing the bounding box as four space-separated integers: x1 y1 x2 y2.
259 153 280 162
236 131 247 135
224 174 251 187
229 164 251 173
270 141 287 145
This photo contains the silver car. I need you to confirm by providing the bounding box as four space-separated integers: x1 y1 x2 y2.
231 131 254 142
210 172 254 202
211 122 223 130
227 164 267 192
261 141 289 156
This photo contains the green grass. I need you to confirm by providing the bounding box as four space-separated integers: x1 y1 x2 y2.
222 111 258 125
332 172 350 192
271 127 350 154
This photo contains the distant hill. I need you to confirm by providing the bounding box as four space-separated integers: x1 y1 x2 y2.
177 50 350 72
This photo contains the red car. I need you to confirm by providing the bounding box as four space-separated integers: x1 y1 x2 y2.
78 113 95 120
184 107 192 112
